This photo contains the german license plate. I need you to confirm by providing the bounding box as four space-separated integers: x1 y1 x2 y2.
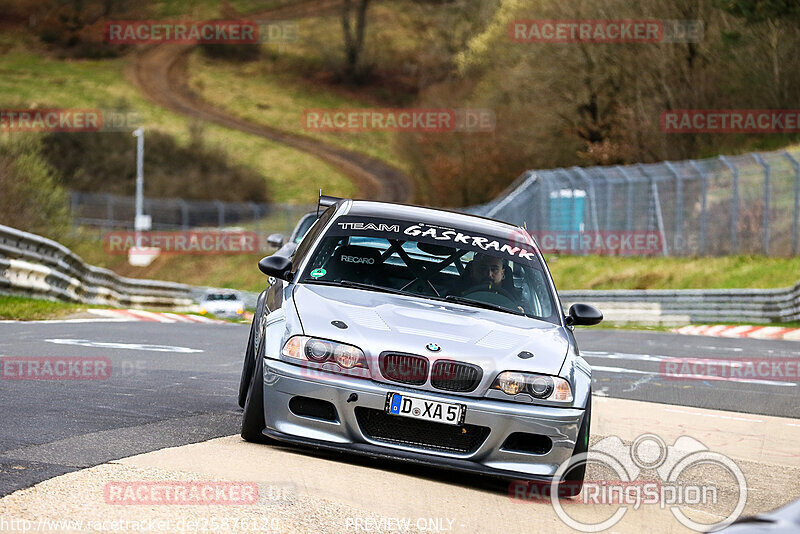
385 392 466 426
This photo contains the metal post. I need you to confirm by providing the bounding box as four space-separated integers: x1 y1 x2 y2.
664 161 683 254
215 201 225 228
604 175 614 231
615 165 635 231
132 128 147 248
637 164 669 256
719 156 739 253
249 202 260 236
688 160 708 255
752 153 770 255
783 151 800 256
133 128 144 228
178 199 189 230
103 193 113 231
70 192 79 234
539 174 550 231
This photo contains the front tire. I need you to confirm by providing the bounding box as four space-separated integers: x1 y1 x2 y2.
238 291 267 408
560 390 592 497
240 346 269 443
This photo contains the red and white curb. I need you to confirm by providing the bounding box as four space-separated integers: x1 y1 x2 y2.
672 324 800 341
87 309 226 324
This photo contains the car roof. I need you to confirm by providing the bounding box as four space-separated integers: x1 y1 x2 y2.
337 199 535 245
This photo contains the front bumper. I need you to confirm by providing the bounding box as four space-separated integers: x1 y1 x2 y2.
262 359 586 481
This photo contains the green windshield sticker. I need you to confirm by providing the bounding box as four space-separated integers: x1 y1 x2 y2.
310 268 326 278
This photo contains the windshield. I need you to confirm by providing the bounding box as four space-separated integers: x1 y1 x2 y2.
204 293 239 302
292 214 318 244
299 215 558 323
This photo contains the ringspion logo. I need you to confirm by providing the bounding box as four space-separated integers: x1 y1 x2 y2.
511 433 747 532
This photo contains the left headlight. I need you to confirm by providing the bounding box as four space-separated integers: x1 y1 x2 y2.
491 371 573 403
281 336 368 370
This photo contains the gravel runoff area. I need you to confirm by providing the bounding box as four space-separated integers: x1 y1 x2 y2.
0 461 427 534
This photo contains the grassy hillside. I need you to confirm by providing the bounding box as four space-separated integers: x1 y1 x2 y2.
546 255 800 291
0 32 356 203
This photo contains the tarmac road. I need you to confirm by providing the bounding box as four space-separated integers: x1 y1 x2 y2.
1 320 798 533
1 321 797 498
0 321 245 496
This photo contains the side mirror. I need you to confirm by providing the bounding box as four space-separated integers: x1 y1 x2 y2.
258 255 293 280
267 233 285 248
566 303 603 326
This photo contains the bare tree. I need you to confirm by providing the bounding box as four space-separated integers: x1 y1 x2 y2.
341 0 371 81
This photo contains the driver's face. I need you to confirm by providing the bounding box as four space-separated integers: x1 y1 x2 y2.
471 256 505 285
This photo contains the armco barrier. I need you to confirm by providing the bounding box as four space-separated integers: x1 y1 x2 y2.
2 223 798 324
0 224 194 309
560 283 800 325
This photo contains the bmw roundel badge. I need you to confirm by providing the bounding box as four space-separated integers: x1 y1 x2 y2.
426 343 441 352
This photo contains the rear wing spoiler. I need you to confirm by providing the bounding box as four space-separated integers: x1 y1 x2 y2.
317 192 344 216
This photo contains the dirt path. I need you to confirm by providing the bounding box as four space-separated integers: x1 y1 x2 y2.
128 0 412 202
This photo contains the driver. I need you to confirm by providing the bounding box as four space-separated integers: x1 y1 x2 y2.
455 253 524 312
468 253 506 289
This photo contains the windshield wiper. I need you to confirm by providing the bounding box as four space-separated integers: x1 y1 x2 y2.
304 279 416 297
443 295 523 315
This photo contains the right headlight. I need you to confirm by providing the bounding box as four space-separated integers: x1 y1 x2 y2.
281 336 368 370
491 371 573 402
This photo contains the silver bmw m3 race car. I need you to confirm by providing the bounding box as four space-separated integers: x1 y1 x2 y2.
238 197 602 493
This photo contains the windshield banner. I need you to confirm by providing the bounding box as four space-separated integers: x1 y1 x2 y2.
329 216 539 264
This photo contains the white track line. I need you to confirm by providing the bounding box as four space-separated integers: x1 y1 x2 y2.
590 364 796 387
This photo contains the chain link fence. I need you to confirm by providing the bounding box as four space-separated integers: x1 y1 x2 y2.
69 191 314 238
469 149 800 256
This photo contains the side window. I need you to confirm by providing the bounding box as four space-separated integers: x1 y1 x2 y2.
291 206 335 273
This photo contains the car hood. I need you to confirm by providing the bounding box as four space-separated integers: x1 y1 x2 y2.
291 284 569 376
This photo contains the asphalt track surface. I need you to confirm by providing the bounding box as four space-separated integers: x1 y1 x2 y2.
1 320 797 499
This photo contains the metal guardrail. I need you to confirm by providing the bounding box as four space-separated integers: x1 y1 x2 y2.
0 224 194 309
559 283 800 324
69 191 314 234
